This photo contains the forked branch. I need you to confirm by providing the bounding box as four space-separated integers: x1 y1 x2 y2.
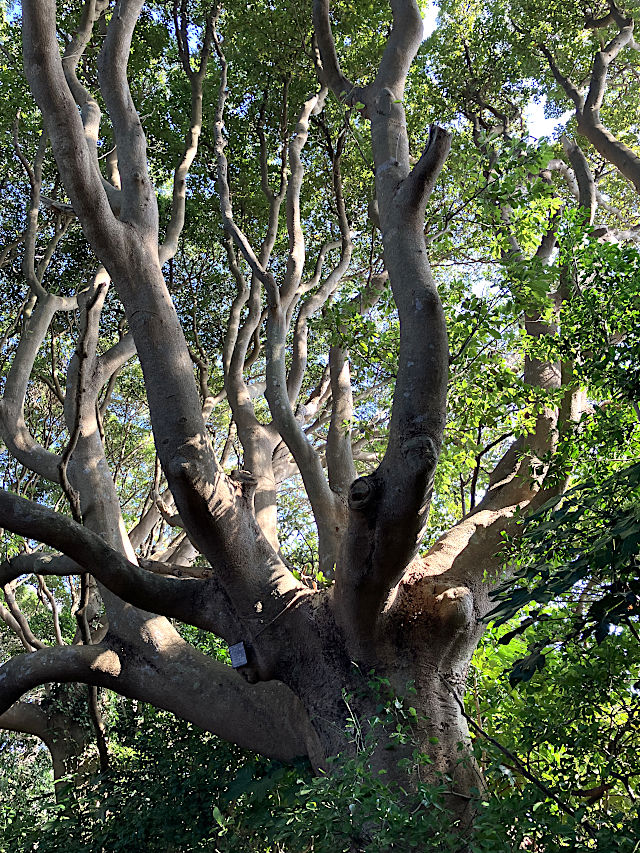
541 19 640 192
22 0 120 254
160 4 217 263
0 489 237 639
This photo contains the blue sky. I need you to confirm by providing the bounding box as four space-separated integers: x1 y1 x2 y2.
423 1 572 139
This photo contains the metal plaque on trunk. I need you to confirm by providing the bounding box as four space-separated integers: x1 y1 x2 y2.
229 641 248 669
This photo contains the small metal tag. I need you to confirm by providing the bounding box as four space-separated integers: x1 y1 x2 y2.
229 641 248 669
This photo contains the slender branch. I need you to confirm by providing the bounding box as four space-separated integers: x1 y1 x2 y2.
59 282 108 524
280 88 328 307
61 0 111 192
14 124 47 302
96 333 136 385
443 677 596 837
88 684 109 772
326 346 356 496
257 78 290 203
222 236 249 374
546 158 634 225
37 575 64 646
0 597 36 651
540 45 585 111
2 583 45 650
211 27 278 306
13 120 76 306
286 119 352 404
159 5 216 263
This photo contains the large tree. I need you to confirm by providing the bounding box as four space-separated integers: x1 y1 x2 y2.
0 0 638 841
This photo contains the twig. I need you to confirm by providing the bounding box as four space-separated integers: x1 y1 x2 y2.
442 676 596 838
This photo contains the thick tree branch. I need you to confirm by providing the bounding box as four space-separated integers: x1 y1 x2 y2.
0 489 237 640
584 20 635 114
0 552 76 587
398 125 452 216
373 0 425 96
0 639 320 765
326 346 356 497
60 278 109 524
22 0 120 256
313 1 452 653
0 643 116 717
312 0 361 105
23 12 295 626
0 295 64 483
562 137 596 224
337 225 448 608
542 23 640 192
0 701 51 740
546 157 636 230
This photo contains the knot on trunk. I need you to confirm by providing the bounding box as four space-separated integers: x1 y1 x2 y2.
386 573 475 637
230 469 258 504
402 434 438 472
428 583 474 630
348 476 375 511
374 86 397 116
